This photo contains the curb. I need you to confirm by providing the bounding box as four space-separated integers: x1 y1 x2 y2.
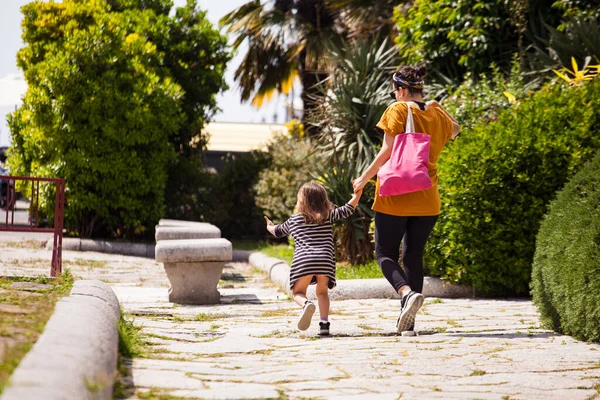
240 250 474 300
1 280 120 400
50 238 155 258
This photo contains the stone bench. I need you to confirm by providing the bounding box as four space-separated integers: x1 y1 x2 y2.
155 225 221 241
158 219 215 228
155 238 232 304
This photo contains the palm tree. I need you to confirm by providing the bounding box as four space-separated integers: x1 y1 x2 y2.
220 0 344 129
220 0 401 129
327 0 401 39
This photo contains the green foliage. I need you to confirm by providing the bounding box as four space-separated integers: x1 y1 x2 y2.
309 38 395 172
118 311 144 358
427 78 600 295
442 58 540 131
531 150 600 342
394 0 562 84
531 14 600 72
8 0 228 239
255 133 315 224
336 259 382 280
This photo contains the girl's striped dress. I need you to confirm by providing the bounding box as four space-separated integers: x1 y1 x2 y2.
274 204 356 289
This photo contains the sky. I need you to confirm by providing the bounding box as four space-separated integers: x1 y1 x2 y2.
0 0 295 147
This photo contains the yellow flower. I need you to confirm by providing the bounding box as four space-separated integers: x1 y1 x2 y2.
503 91 517 105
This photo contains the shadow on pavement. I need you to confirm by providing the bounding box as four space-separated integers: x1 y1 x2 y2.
220 294 263 305
447 331 556 339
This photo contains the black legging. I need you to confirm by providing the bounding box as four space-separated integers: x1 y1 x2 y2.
374 212 438 293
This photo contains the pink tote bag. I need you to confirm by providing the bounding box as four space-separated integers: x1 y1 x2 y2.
377 102 432 197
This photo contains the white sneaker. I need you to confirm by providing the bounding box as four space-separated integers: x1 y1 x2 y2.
297 301 316 331
396 291 424 333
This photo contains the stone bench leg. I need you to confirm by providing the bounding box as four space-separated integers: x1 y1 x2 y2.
164 261 224 304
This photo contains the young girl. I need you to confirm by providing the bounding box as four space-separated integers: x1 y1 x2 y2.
265 181 362 335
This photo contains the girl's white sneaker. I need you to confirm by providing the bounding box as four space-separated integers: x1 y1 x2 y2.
298 301 316 331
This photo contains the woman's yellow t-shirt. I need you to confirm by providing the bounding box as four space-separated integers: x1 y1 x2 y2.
372 102 454 216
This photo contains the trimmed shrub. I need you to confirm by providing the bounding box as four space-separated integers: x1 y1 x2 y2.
531 150 600 342
426 78 600 295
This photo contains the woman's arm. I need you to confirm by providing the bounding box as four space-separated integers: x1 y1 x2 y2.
352 133 394 192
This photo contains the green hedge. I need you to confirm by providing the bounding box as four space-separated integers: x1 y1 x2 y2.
426 78 600 295
531 150 600 342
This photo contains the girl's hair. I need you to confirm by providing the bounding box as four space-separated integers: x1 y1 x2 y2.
392 65 427 96
297 181 333 224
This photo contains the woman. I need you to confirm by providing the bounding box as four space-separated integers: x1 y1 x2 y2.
352 65 460 336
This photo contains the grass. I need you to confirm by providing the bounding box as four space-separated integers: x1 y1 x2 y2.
233 241 383 280
117 312 144 358
194 313 225 322
336 259 383 280
0 270 74 395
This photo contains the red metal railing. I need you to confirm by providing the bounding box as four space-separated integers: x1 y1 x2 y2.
0 175 66 277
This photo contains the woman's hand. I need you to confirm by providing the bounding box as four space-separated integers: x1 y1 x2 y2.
352 177 367 193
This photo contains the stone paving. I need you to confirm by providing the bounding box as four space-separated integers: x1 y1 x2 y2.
1 242 600 399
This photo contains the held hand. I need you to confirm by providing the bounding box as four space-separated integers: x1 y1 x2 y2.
352 177 367 193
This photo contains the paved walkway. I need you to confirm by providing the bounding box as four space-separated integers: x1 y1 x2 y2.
1 242 600 399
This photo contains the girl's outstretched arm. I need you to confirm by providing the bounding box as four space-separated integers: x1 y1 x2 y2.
264 216 277 236
265 216 291 237
330 189 362 223
348 188 362 208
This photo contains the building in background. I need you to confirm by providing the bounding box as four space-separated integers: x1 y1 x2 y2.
203 122 287 172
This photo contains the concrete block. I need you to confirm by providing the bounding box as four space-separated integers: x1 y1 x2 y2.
155 239 232 305
155 239 232 263
164 261 224 304
52 237 81 251
155 225 221 241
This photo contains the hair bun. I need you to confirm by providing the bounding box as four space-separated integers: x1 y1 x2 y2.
415 65 427 78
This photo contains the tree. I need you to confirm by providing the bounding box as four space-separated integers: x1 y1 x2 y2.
221 0 343 130
220 0 401 130
393 0 563 86
7 0 229 238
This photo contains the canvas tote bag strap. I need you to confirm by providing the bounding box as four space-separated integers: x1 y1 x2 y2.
405 102 415 133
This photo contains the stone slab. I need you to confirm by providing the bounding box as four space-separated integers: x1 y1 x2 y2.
50 238 155 258
0 280 120 400
158 219 215 228
155 225 221 241
155 239 232 263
